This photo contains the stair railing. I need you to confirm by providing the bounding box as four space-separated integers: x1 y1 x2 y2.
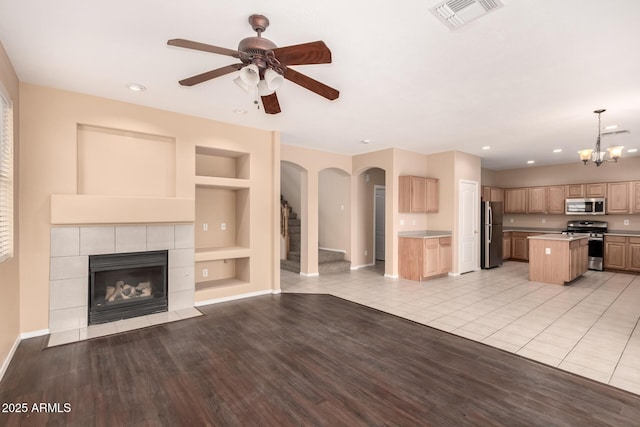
281 201 290 259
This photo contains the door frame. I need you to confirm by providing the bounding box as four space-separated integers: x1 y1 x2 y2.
458 179 480 274
373 184 385 263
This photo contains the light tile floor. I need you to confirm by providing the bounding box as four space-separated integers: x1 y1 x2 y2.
280 261 640 395
47 307 203 347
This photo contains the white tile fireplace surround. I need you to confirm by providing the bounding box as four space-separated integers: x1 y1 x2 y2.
49 224 196 336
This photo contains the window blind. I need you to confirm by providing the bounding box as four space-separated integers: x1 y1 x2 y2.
0 89 13 263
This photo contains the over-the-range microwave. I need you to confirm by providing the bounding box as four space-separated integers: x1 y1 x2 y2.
565 198 606 215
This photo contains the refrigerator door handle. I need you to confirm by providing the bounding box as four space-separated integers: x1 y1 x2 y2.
488 224 492 243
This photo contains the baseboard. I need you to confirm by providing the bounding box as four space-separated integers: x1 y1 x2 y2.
384 274 399 279
0 335 20 383
272 289 282 295
299 272 319 277
195 290 273 307
20 329 50 339
448 272 461 277
350 263 375 270
318 247 346 253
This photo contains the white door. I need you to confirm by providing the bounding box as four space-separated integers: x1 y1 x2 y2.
459 180 479 273
374 186 385 261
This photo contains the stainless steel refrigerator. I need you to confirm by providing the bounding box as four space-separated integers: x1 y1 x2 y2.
481 201 503 269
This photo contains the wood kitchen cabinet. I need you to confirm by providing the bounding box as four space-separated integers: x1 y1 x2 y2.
586 183 607 198
632 181 640 213
503 232 511 260
511 232 529 261
399 176 438 213
398 236 450 281
547 186 565 214
605 235 640 272
607 181 630 214
527 187 546 213
565 184 585 198
504 188 527 213
482 186 504 203
604 236 627 270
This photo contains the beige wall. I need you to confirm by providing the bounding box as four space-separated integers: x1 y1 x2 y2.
281 161 302 217
319 168 350 253
354 167 385 267
425 151 456 232
281 144 351 275
19 83 278 332
490 156 640 187
0 41 20 376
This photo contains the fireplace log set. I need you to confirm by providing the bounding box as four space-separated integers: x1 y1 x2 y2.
105 280 152 302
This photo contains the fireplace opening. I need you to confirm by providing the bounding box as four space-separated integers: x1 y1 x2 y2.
89 250 168 325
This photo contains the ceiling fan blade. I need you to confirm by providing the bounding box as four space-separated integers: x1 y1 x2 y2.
168 38 240 58
178 64 243 86
261 93 281 114
272 41 332 65
283 68 339 100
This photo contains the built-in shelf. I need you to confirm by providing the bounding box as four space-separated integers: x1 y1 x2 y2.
194 145 252 303
194 176 250 189
195 246 251 262
196 277 249 291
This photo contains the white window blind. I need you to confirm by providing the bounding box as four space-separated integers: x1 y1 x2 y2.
0 88 14 263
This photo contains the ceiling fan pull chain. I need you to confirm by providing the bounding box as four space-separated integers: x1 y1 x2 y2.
254 86 260 109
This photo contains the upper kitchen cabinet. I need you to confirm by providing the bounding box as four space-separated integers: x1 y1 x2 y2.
586 183 607 198
632 181 640 213
547 186 566 214
607 181 631 214
482 186 504 202
504 188 527 213
399 176 438 213
527 187 546 213
565 184 585 198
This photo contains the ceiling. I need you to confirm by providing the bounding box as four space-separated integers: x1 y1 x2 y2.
1 0 639 170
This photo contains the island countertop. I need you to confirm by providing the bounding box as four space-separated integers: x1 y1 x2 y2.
398 231 452 239
527 233 589 242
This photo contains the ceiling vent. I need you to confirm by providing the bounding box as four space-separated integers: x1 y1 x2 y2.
431 0 504 30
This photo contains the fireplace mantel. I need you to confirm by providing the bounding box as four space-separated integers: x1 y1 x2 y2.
50 195 194 225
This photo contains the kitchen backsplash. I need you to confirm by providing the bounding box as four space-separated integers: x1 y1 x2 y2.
504 214 640 232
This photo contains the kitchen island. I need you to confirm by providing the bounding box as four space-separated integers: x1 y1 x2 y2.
528 234 589 285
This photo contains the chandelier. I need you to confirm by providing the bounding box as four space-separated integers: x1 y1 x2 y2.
578 109 624 166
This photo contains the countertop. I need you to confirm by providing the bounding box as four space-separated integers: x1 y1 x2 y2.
527 233 589 242
398 230 452 238
503 228 563 234
606 230 640 237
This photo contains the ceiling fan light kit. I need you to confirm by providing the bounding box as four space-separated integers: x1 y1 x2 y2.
578 109 624 167
168 14 339 114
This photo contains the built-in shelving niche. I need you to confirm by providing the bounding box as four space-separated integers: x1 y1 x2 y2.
194 146 251 301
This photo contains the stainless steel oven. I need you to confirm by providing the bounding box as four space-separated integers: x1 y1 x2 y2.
562 221 607 271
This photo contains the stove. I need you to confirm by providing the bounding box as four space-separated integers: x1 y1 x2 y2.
562 221 607 271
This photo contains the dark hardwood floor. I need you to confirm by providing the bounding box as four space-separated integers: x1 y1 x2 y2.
2 294 640 426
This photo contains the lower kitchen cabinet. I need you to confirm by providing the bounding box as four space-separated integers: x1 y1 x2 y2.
511 232 529 261
604 236 640 272
399 236 451 281
503 232 511 260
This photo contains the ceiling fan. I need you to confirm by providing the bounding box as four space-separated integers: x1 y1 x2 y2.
168 14 339 114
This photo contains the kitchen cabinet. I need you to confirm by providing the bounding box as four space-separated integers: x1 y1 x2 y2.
398 236 450 281
631 181 640 213
399 176 438 213
604 236 627 270
528 235 588 285
607 181 630 214
586 183 607 198
511 232 529 261
547 186 566 214
482 186 504 203
527 187 546 213
566 184 585 198
605 235 640 272
505 188 527 213
629 237 640 272
503 232 511 260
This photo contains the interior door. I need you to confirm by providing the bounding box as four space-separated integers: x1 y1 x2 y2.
459 180 479 273
374 186 385 261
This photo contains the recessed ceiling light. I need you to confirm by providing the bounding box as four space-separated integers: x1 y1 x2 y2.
553 149 562 153
628 148 638 153
604 124 618 130
233 108 247 114
527 160 535 164
482 146 490 150
360 139 372 144
127 83 146 92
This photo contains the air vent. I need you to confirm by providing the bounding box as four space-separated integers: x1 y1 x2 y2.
431 0 504 30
